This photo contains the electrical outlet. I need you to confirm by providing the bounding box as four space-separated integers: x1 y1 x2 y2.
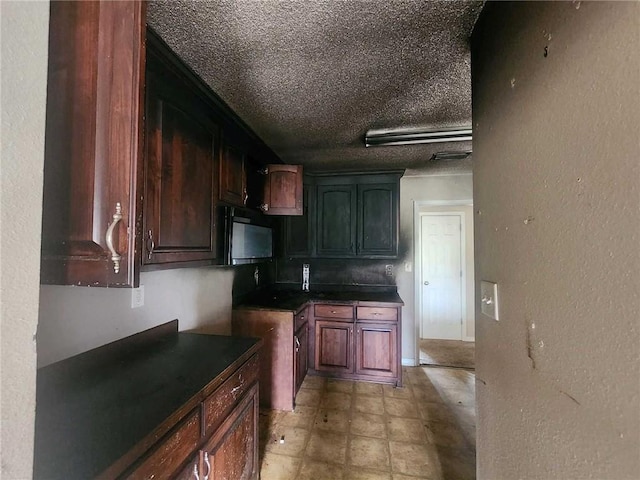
385 264 394 276
131 285 144 309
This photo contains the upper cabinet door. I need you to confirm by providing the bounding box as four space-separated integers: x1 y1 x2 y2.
316 184 357 257
261 165 303 215
40 1 146 287
219 143 247 207
357 183 398 257
143 61 219 265
283 183 313 257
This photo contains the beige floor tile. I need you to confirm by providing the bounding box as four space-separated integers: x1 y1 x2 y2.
278 404 317 428
259 452 302 480
389 441 441 477
441 387 475 407
295 387 323 407
354 395 385 415
382 384 413 400
327 378 356 393
392 474 436 480
387 416 428 443
298 458 345 480
321 391 353 411
305 430 348 464
265 425 310 457
313 408 350 433
384 397 419 418
348 435 390 470
346 469 392 480
417 401 457 425
438 446 476 480
425 421 468 449
301 374 326 390
351 412 388 438
354 381 384 396
411 384 446 403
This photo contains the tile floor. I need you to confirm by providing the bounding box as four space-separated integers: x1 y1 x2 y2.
419 340 475 370
258 366 476 479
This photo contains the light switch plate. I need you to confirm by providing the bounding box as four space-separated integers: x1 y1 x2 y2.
480 281 499 320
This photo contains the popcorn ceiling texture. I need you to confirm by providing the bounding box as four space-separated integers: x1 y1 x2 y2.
147 0 482 172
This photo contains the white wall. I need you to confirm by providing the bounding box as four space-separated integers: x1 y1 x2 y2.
38 267 235 367
397 173 474 364
0 2 49 477
472 2 640 478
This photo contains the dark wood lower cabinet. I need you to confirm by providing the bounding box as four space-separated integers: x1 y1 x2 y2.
294 321 309 394
200 384 259 480
314 320 354 374
355 322 398 378
311 302 402 386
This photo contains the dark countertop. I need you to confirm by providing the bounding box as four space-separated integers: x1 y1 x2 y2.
235 288 404 312
34 323 261 480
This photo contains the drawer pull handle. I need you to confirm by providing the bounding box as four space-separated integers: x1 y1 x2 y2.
295 336 300 352
203 452 211 480
331 311 337 314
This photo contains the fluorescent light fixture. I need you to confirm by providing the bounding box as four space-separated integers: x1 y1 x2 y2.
365 126 472 147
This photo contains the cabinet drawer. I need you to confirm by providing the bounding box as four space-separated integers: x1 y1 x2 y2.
314 304 354 320
203 354 259 435
356 306 398 321
127 409 201 479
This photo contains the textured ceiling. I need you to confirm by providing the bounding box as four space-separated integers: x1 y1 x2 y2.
147 1 483 174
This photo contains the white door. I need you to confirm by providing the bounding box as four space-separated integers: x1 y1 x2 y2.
420 214 463 340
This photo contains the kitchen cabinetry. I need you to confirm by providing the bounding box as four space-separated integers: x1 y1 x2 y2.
40 0 146 287
312 302 402 386
261 164 304 215
219 142 247 207
283 183 313 257
232 308 307 411
143 45 220 265
316 184 357 256
283 172 402 259
34 322 261 479
294 307 310 394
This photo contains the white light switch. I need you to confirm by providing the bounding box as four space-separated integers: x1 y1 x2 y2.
480 281 499 320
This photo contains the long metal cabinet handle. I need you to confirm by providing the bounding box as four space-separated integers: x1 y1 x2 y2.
105 203 123 273
203 452 211 480
192 463 200 480
147 229 155 260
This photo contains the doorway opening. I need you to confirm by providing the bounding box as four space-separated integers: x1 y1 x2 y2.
414 203 475 368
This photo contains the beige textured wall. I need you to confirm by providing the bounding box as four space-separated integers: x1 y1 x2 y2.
397 173 474 363
0 1 49 477
472 2 640 478
38 268 235 367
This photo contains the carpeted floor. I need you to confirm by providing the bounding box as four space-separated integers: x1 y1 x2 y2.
419 339 475 369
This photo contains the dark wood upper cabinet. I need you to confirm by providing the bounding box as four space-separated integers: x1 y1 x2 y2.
357 182 399 257
143 58 220 265
40 0 146 287
261 165 304 215
286 172 402 259
219 143 247 207
316 184 357 257
283 183 313 257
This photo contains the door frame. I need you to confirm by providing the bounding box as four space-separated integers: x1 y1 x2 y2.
413 200 474 366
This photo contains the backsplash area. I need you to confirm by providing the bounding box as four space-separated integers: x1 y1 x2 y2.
276 258 398 289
